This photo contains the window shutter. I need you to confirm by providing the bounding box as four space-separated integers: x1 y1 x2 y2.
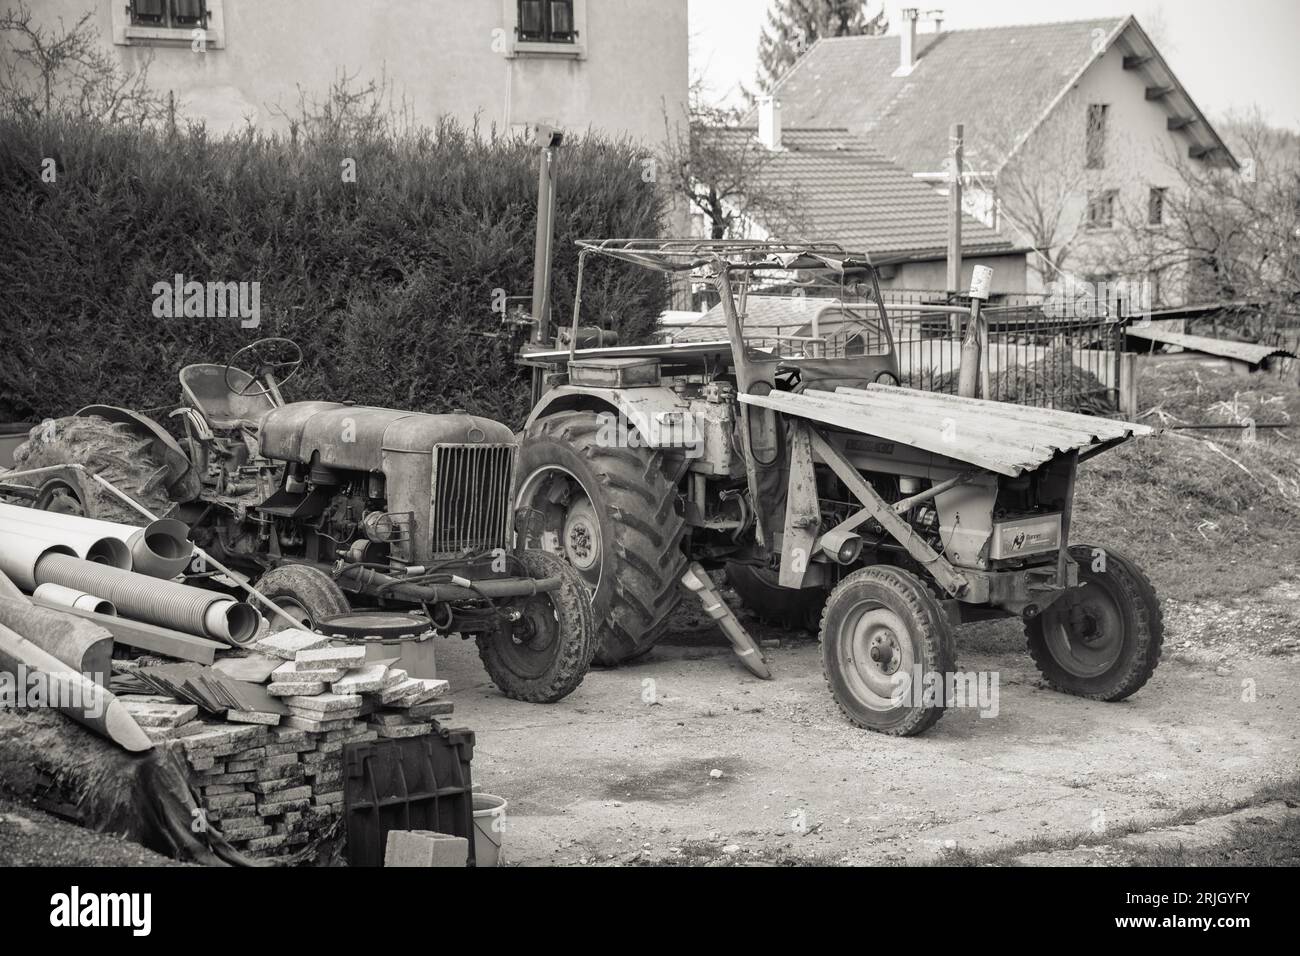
172 0 206 26
518 0 545 40
133 0 166 24
550 0 575 40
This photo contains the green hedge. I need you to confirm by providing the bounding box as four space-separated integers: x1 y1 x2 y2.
0 113 667 426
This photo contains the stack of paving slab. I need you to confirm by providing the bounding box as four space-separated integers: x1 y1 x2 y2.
119 627 451 859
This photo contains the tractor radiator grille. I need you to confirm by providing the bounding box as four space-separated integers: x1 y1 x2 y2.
430 443 516 558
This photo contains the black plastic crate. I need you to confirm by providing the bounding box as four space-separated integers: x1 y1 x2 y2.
343 724 476 867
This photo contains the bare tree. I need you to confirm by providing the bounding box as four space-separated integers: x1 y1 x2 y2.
0 1 171 125
1110 111 1300 307
659 75 807 240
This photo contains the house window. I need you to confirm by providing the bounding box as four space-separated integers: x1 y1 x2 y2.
1085 104 1108 170
1148 187 1167 226
517 0 576 43
131 0 207 29
1086 190 1117 230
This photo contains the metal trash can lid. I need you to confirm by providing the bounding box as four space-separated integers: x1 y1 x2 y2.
318 611 432 641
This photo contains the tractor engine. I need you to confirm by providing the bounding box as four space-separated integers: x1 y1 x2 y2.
253 403 517 570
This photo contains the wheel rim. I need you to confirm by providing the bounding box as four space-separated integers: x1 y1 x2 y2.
835 601 916 712
36 479 84 517
1042 581 1125 678
271 596 314 632
516 465 603 593
494 594 562 680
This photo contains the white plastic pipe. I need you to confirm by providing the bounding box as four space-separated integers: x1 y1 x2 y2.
0 532 77 591
32 582 117 616
0 503 192 579
0 514 130 570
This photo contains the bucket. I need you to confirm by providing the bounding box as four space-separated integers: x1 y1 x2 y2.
472 794 508 867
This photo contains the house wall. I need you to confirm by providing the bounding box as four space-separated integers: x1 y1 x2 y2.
21 0 687 144
1004 37 1199 303
882 253 1030 294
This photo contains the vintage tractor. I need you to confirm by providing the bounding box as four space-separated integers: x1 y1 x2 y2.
512 239 1163 735
7 337 596 703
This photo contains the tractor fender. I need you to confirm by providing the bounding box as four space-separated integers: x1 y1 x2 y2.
75 404 199 501
524 385 697 450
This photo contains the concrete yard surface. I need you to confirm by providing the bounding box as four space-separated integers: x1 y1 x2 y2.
439 615 1300 867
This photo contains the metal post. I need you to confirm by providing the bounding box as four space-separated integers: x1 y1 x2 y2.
946 123 964 298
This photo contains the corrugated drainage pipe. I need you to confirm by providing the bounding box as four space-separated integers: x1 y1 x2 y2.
32 554 260 646
32 582 117 616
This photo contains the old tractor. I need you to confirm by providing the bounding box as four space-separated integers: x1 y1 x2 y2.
513 239 1163 735
8 337 596 703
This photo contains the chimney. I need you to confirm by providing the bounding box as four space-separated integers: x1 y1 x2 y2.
894 8 919 77
927 8 944 32
757 95 782 150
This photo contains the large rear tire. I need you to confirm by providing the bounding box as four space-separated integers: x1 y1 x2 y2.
1026 545 1163 701
12 415 175 522
726 562 826 631
820 565 956 737
515 411 686 666
476 549 597 703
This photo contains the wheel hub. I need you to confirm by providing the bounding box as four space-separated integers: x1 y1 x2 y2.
562 497 600 572
1044 582 1125 677
837 604 916 711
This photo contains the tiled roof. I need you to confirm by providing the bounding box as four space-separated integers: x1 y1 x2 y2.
765 18 1127 173
718 126 1019 259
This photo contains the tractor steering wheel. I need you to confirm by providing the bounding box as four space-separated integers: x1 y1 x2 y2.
224 337 304 398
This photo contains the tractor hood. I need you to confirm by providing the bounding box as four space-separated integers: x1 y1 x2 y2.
259 402 515 473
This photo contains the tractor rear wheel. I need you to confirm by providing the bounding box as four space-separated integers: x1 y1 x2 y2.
1026 545 1163 701
820 565 956 736
476 549 597 703
726 562 827 631
255 565 351 632
12 415 175 522
515 410 686 666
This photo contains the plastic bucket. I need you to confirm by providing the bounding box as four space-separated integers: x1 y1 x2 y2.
472 794 508 867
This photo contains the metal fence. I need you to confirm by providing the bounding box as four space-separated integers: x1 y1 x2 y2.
884 292 1125 413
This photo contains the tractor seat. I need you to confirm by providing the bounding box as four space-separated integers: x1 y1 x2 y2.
179 364 277 430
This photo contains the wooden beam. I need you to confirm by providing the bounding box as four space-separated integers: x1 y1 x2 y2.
778 421 820 589
1122 54 1152 70
1167 116 1197 131
807 428 970 598
1145 86 1175 101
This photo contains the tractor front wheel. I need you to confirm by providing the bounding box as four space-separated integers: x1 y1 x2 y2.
476 549 597 703
1026 545 1163 701
254 565 351 632
515 411 686 666
820 565 956 736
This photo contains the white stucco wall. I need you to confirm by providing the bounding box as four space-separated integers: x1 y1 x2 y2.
20 0 688 145
1003 36 1205 302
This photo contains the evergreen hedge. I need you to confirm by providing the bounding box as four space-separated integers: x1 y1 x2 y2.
0 112 667 426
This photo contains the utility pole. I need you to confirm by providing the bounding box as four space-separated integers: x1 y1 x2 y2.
946 123 964 297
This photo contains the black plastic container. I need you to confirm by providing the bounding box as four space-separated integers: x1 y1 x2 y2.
343 724 476 867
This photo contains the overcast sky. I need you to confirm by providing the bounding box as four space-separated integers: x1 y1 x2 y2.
690 0 1300 130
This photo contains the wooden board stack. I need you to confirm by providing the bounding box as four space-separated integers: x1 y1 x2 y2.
121 628 453 859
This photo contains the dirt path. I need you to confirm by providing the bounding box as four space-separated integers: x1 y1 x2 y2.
440 612 1300 866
